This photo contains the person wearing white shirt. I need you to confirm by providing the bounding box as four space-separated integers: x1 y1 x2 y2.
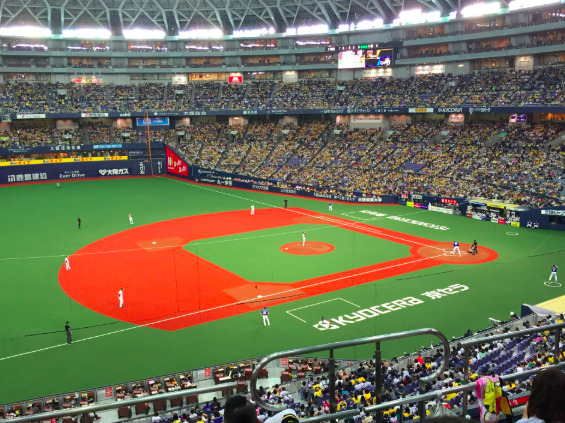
261 306 270 326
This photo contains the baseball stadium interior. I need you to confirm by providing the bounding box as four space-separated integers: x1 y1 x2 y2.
1 0 565 422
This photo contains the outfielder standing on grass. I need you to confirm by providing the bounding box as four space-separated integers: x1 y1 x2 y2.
549 264 558 281
65 321 72 345
261 306 270 326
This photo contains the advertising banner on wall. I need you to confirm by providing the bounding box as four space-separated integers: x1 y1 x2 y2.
0 159 165 184
165 145 189 177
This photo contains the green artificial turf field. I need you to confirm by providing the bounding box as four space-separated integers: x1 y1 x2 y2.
1 176 564 403
185 224 412 282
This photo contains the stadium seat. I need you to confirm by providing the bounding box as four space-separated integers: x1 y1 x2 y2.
153 400 166 412
117 406 131 418
135 402 150 415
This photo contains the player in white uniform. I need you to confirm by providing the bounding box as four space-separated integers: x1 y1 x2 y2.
549 264 558 281
302 231 306 247
129 213 134 225
261 306 270 326
65 255 71 271
452 241 461 256
329 201 333 211
119 288 124 308
251 205 255 215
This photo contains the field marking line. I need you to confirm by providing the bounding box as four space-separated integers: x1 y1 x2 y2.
286 298 360 323
161 177 445 252
341 209 427 222
0 245 184 262
192 225 336 246
0 252 444 362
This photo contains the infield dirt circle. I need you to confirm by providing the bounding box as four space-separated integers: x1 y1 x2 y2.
281 241 335 255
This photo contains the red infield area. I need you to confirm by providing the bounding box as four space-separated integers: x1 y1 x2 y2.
59 208 497 331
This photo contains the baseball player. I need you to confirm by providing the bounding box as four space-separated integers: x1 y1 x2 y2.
65 255 71 271
549 264 558 281
261 306 270 326
119 288 124 308
452 241 461 256
302 231 306 247
329 201 333 211
129 213 134 225
251 205 255 216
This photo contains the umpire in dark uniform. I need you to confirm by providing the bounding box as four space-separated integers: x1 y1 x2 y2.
65 321 72 344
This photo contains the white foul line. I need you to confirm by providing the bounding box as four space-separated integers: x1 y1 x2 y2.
0 252 445 362
162 177 445 252
286 298 360 323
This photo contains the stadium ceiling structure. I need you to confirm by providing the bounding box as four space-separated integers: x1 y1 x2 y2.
0 0 460 35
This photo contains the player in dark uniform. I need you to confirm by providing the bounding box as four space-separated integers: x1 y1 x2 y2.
65 321 72 344
77 217 81 229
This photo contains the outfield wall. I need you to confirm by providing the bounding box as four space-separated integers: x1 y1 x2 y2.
0 158 166 184
165 145 397 204
165 145 565 231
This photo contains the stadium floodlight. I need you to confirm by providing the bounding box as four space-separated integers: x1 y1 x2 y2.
62 28 111 39
337 23 354 32
296 24 329 35
461 2 500 17
0 26 51 38
186 44 210 50
508 0 559 10
285 28 297 36
123 28 166 39
449 11 457 19
393 9 441 26
179 28 223 39
355 19 384 30
233 27 275 38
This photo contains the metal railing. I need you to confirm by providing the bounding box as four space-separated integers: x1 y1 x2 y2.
460 321 564 415
299 363 565 423
250 323 565 423
250 328 451 415
13 382 238 423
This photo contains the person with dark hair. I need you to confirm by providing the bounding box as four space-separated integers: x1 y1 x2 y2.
223 396 257 423
65 321 72 344
516 368 565 423
77 217 81 229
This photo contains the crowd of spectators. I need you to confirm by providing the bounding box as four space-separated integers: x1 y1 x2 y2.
85 122 113 144
1 66 565 113
171 120 564 208
30 313 560 423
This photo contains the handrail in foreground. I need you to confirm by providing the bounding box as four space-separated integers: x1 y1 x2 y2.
13 382 238 423
250 328 451 413
298 362 565 423
460 321 564 415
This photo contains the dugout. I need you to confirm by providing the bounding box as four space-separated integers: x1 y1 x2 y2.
519 206 565 231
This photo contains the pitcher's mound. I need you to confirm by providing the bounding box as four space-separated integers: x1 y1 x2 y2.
281 241 335 256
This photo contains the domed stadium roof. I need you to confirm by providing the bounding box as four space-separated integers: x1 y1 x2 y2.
0 0 456 35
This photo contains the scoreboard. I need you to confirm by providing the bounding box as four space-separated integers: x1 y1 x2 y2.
331 44 394 69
